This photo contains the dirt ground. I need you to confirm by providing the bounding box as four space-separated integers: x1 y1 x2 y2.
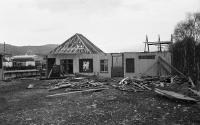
0 78 200 125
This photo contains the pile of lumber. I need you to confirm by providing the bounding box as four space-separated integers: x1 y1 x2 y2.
116 76 200 103
116 77 151 92
46 76 108 97
48 77 106 91
45 74 200 102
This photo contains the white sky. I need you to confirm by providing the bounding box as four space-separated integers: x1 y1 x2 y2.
0 0 199 52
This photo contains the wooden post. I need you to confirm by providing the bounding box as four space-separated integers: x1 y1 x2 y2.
158 35 161 52
146 35 149 52
157 59 161 77
144 35 150 52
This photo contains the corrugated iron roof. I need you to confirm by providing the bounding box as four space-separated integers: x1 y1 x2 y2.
50 33 104 54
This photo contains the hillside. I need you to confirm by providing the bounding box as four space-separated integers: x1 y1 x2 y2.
0 43 58 56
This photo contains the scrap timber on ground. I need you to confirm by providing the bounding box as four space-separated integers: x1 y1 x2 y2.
0 75 200 124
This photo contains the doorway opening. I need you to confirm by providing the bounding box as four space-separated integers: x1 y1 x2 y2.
60 59 73 74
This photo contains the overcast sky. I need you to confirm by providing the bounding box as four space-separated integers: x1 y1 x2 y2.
0 0 199 52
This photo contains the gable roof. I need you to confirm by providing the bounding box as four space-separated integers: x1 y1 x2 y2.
50 33 104 54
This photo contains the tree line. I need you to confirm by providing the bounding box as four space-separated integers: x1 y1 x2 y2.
171 12 200 85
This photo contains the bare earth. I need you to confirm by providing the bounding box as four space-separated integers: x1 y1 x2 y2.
0 79 200 125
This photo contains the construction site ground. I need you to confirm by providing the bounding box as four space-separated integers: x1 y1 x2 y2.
0 78 200 125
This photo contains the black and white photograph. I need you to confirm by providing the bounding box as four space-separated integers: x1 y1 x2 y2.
0 0 200 124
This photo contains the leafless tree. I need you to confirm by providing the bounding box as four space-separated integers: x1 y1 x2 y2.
174 12 200 42
172 12 200 85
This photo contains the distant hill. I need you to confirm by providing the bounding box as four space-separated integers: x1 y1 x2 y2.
0 43 58 56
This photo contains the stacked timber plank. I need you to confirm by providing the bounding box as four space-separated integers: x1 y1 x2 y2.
116 76 200 103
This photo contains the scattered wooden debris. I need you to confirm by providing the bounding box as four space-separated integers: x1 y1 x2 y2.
170 76 177 83
44 74 200 103
119 77 129 85
48 84 72 91
116 77 151 92
189 88 200 97
47 76 106 92
188 77 195 88
47 88 109 97
27 84 34 89
117 85 138 92
154 88 198 102
132 82 145 89
115 75 200 103
141 84 152 90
